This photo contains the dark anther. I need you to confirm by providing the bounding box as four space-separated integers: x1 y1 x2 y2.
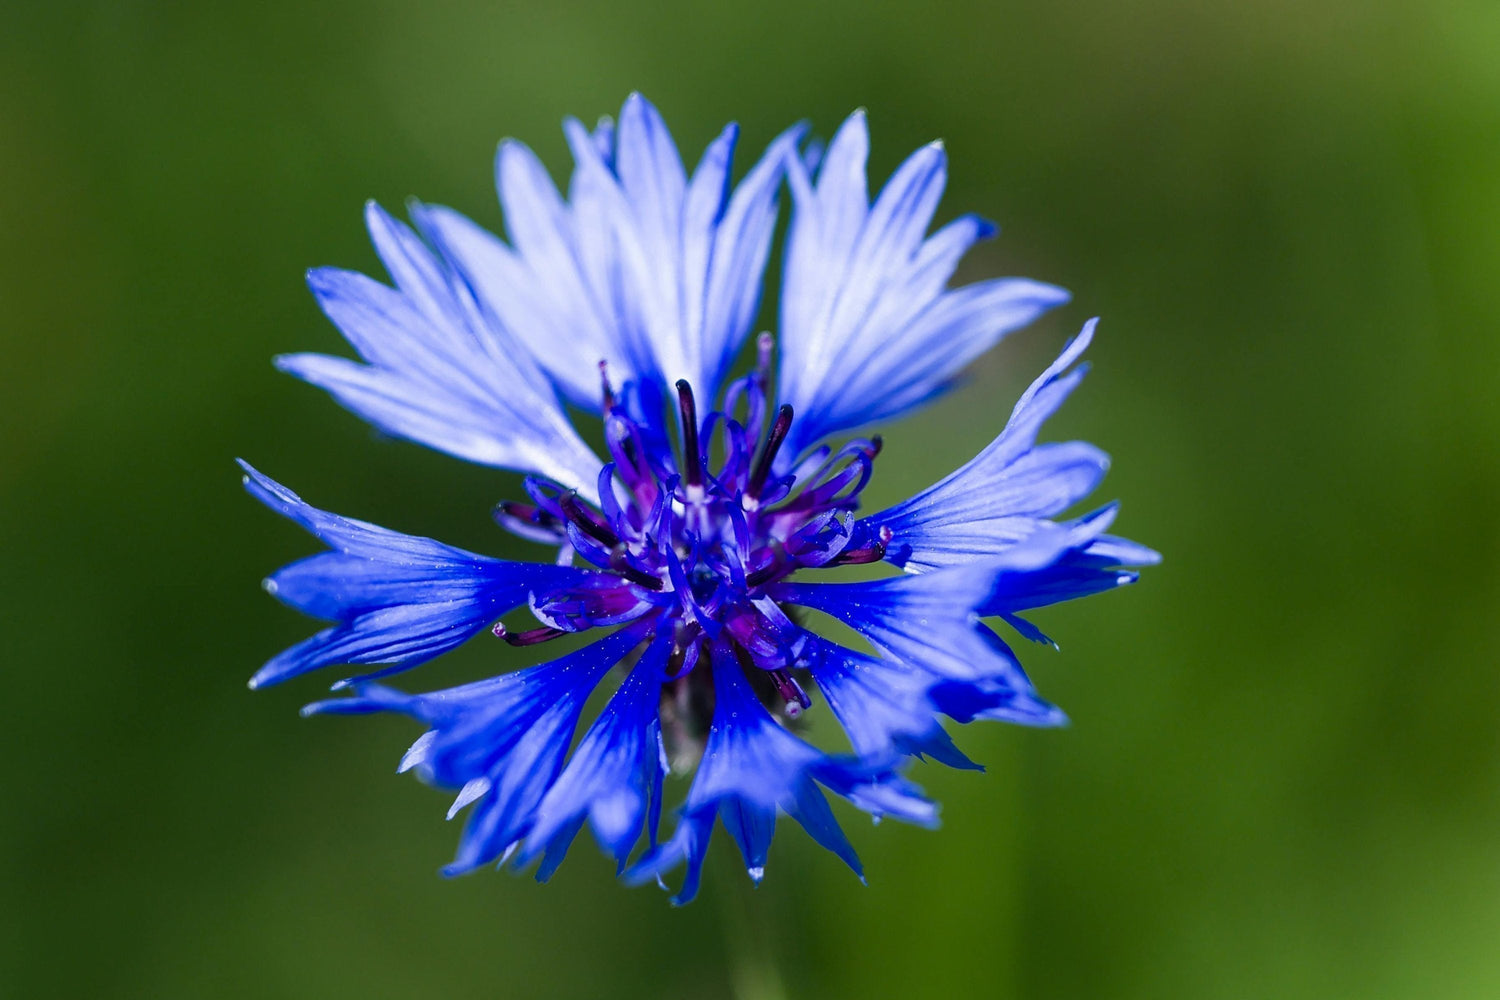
598 359 616 412
492 622 568 646
609 545 664 590
830 525 894 566
558 490 620 547
869 435 884 457
768 668 812 718
675 379 703 487
744 563 779 589
747 404 794 499
744 540 789 589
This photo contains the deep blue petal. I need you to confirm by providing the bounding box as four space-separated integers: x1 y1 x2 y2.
981 534 1159 615
532 815 586 883
783 779 864 880
930 677 1068 728
624 808 714 905
443 693 590 875
848 319 1157 623
628 643 934 894
803 635 980 771
518 632 674 872
682 647 823 808
241 461 593 688
774 556 1079 683
813 767 938 828
306 624 650 874
720 797 777 883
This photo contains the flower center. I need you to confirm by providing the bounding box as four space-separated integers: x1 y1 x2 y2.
489 352 893 727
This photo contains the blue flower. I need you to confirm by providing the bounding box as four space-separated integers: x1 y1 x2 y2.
243 94 1158 903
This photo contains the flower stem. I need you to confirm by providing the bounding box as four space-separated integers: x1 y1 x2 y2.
712 848 789 1000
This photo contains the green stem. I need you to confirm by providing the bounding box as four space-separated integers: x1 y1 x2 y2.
713 847 789 1000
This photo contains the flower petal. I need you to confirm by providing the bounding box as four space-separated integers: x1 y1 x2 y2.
518 632 675 874
418 98 803 414
412 134 633 407
856 320 1158 606
772 549 1081 683
242 461 593 688
776 110 1068 456
980 534 1161 616
561 94 806 404
929 675 1069 728
625 643 933 901
286 202 604 496
803 635 979 770
304 624 652 874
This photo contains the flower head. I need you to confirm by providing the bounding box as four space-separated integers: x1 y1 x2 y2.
244 94 1157 903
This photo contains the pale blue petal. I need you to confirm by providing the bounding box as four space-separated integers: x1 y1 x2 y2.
561 94 804 403
777 110 1067 455
420 96 802 411
699 122 809 395
290 202 604 496
405 142 629 407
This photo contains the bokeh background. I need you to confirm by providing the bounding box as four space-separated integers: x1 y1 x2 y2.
4 1 1498 997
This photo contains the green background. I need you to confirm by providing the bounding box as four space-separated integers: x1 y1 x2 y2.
4 1 1497 997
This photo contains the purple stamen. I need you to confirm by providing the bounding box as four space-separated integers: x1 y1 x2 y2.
492 623 568 646
609 545 664 590
559 490 620 548
747 404 794 500
484 354 886 717
675 380 703 487
767 668 812 717
830 526 894 566
744 539 790 589
722 370 767 439
605 415 656 502
521 478 572 522
700 412 750 488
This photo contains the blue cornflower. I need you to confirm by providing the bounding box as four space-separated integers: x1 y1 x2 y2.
243 94 1157 903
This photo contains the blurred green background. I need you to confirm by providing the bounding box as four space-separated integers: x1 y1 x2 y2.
3 1 1498 997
